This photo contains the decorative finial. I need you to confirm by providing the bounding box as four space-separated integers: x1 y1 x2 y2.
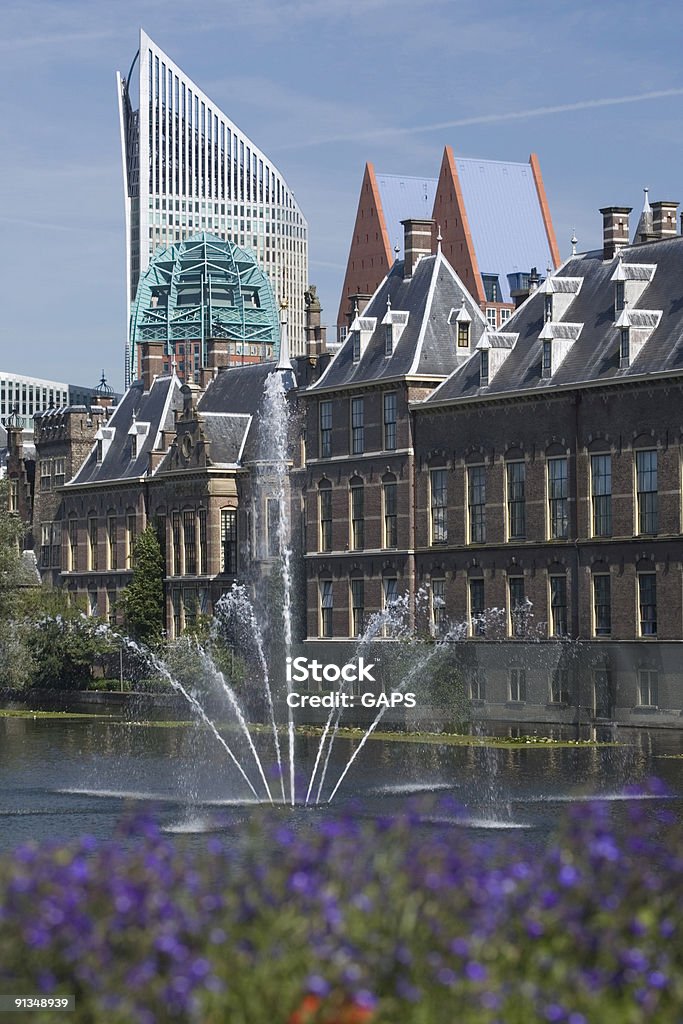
353 300 359 317
386 293 392 312
171 353 177 373
571 230 578 256
642 186 651 212
393 245 400 261
277 301 291 371
436 225 443 255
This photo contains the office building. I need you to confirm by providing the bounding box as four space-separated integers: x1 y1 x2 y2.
117 29 308 384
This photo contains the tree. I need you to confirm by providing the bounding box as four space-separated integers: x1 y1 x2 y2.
0 481 34 687
120 524 165 646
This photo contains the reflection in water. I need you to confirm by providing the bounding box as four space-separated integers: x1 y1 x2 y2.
1 714 683 852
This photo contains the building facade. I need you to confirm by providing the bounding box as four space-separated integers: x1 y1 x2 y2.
117 30 308 383
336 148 559 341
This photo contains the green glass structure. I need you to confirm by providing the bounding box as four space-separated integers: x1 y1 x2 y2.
129 233 280 378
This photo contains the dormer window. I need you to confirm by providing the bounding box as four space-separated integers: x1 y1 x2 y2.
480 349 489 386
544 293 553 322
384 323 393 356
615 280 625 315
352 331 361 362
542 340 552 377
620 328 630 367
449 303 472 348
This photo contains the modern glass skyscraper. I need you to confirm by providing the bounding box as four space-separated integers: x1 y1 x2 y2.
116 29 308 384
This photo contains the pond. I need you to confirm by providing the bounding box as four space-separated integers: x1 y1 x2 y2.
2 709 683 854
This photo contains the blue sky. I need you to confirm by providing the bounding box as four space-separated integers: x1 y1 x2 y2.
2 0 683 390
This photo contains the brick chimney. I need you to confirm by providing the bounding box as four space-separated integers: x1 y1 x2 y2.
600 207 631 260
651 201 679 239
206 337 229 369
401 218 434 278
140 340 165 392
346 293 371 328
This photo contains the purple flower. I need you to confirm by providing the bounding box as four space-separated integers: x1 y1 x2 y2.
466 961 487 982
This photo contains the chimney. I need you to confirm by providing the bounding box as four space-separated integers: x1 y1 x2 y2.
401 218 435 278
651 201 679 239
140 340 165 392
600 207 631 260
346 293 371 328
305 284 327 357
206 337 229 370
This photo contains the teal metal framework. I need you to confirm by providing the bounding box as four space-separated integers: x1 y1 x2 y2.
129 233 280 378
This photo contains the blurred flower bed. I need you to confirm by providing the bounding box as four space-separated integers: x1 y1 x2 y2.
0 780 681 1023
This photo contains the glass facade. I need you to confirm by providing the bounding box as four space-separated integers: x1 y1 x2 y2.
117 30 308 384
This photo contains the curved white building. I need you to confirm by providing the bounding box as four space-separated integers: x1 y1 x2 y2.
116 29 308 384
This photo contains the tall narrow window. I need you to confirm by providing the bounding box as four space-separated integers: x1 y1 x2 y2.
593 574 611 636
480 349 489 386
549 575 568 637
591 455 612 537
431 579 446 636
319 484 332 552
508 576 526 637
507 462 526 539
267 498 280 558
350 578 364 637
542 340 552 377
172 511 182 575
620 328 630 366
319 400 332 458
126 513 137 569
220 508 237 574
636 450 658 535
384 323 393 356
457 321 470 347
383 392 397 450
350 481 364 549
615 280 625 315
183 510 196 575
383 479 397 548
198 509 207 574
548 458 568 539
351 398 364 455
550 669 570 704
638 669 658 707
68 517 78 571
468 466 486 543
469 578 485 636
88 517 98 571
54 458 65 488
509 668 527 702
383 577 398 614
40 524 51 568
352 331 361 362
108 516 117 571
320 580 333 637
638 573 657 636
430 470 448 544
40 460 52 492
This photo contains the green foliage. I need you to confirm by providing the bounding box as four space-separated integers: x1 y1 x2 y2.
0 481 32 686
119 524 165 645
24 593 116 691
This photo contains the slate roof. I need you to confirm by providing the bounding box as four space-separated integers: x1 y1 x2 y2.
424 234 683 407
310 253 487 391
376 158 554 302
200 413 251 465
195 359 297 465
69 375 183 485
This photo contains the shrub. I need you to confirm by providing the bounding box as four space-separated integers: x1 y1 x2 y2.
0 781 680 1023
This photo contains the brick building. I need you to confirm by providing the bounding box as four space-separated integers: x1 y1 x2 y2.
298 197 683 724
